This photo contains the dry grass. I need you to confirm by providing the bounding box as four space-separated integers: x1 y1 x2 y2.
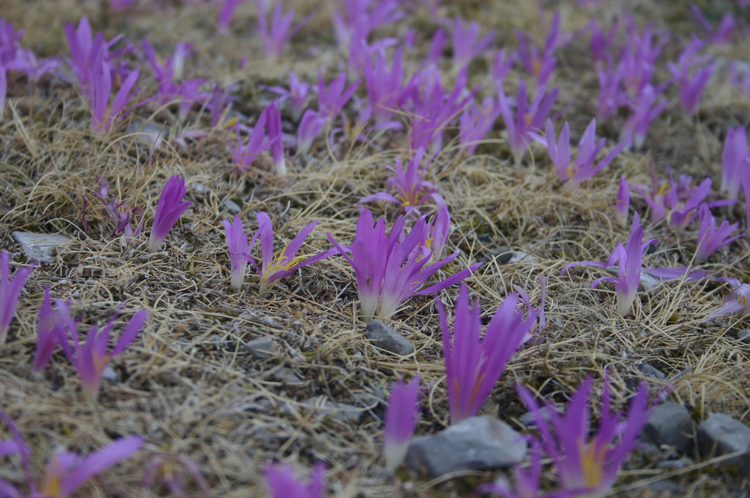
1 0 750 496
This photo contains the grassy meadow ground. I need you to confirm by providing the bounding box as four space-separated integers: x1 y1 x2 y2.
1 0 750 496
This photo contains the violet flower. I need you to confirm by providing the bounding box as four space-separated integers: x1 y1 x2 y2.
265 71 310 121
695 203 743 262
515 13 558 90
267 101 287 175
55 303 148 401
619 17 668 97
562 215 656 317
720 126 748 200
439 284 536 423
328 209 481 319
258 2 308 58
89 59 140 133
590 18 618 64
668 36 714 115
416 199 451 261
705 278 750 320
691 5 735 44
478 440 545 498
224 215 256 291
250 212 334 295
459 98 501 156
359 148 440 215
616 176 630 227
110 0 138 10
265 462 326 498
635 164 732 229
517 377 650 497
296 109 328 155
0 412 143 498
620 85 667 150
497 78 558 164
230 108 274 172
533 118 626 187
491 48 516 84
513 276 547 342
364 46 406 122
0 249 36 345
32 287 57 373
141 454 214 498
451 17 495 70
218 0 243 34
148 175 191 252
427 29 447 64
597 60 625 120
383 376 421 473
317 71 359 121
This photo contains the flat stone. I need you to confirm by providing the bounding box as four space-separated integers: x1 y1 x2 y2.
300 396 365 423
221 199 241 214
489 247 514 265
102 365 118 383
271 367 303 383
737 329 750 345
648 480 680 493
405 415 526 477
127 121 168 148
244 336 277 359
697 413 750 473
12 231 72 264
365 320 415 356
518 405 560 428
636 361 666 380
641 402 694 455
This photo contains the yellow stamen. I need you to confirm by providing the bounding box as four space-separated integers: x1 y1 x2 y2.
42 460 63 497
263 249 308 281
578 438 607 488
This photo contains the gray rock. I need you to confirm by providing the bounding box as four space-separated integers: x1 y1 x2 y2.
648 480 680 493
221 199 241 214
636 361 666 380
245 336 277 359
405 415 526 477
102 365 118 383
127 121 168 148
12 231 72 264
641 402 694 455
737 329 750 345
365 320 415 356
697 413 750 473
300 396 365 423
490 247 514 265
271 367 303 383
656 457 692 470
518 405 561 428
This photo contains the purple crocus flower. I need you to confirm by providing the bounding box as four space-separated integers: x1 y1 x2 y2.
415 199 451 261
563 215 656 317
358 148 439 215
383 376 421 473
459 98 501 156
265 71 310 121
515 13 558 91
691 4 735 44
491 48 516 84
328 209 481 319
296 109 328 155
0 249 36 345
0 412 143 498
148 175 191 252
426 29 447 64
230 108 274 172
364 46 406 122
224 215 256 291
616 176 630 227
56 303 148 401
89 59 140 133
451 17 495 70
249 212 334 295
635 165 732 229
720 126 748 200
32 287 57 373
620 85 667 150
705 278 750 320
533 118 625 187
111 0 139 10
265 462 326 498
590 18 618 64
439 284 536 423
597 60 625 120
317 71 359 121
517 377 650 497
668 36 714 115
218 0 243 34
695 203 743 261
497 78 558 164
478 440 546 498
258 1 309 58
266 101 287 175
